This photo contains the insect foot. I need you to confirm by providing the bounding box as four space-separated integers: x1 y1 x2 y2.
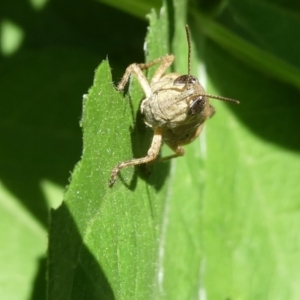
109 25 239 187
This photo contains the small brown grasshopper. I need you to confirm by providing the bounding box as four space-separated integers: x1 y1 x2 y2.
109 25 239 187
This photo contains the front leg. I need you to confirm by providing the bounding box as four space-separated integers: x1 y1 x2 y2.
109 128 163 187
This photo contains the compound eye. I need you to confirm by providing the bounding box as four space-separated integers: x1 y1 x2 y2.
188 96 206 115
174 75 199 86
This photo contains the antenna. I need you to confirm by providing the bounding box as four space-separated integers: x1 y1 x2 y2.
185 25 239 105
185 24 192 77
205 94 240 104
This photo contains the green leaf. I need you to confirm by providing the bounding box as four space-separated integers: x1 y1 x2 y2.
48 9 171 297
48 63 165 299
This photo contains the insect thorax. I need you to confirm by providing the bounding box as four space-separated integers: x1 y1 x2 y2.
140 73 209 144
